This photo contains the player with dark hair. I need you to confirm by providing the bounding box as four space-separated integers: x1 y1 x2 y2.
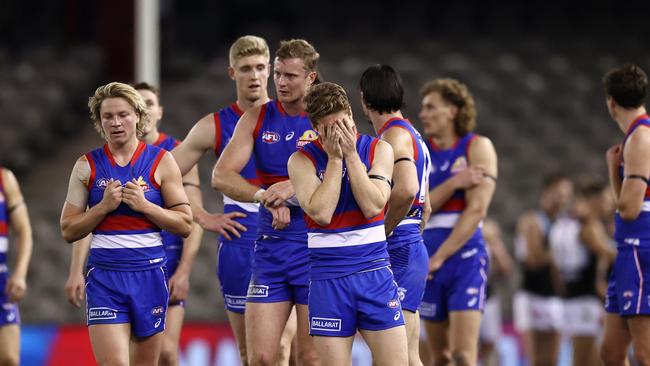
360 64 430 366
600 64 650 366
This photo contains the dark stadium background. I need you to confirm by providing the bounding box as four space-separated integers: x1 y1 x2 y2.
1 0 649 364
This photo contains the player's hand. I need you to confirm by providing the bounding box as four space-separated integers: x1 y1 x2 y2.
321 124 343 159
199 212 247 240
5 275 26 303
606 144 623 169
99 179 122 214
122 179 151 213
336 118 357 158
268 205 291 230
451 166 484 190
263 181 295 208
168 271 190 303
427 255 446 280
64 271 85 308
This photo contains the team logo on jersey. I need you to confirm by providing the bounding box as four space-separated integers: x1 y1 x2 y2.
135 176 151 192
388 299 400 308
96 177 111 190
151 306 164 316
88 307 118 320
247 284 269 297
311 317 342 332
451 157 468 173
297 130 318 148
225 295 246 309
262 131 280 144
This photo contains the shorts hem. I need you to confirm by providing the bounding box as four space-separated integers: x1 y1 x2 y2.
358 322 405 332
133 326 165 338
310 331 356 337
225 307 246 314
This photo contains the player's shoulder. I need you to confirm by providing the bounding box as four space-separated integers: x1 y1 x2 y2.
627 123 650 146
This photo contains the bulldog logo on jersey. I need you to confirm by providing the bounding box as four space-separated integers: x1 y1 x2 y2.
317 167 346 181
451 157 468 173
135 176 151 192
262 131 280 144
297 130 318 148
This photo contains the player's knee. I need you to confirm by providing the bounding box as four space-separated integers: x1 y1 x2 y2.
248 350 277 366
432 352 452 366
96 358 128 366
158 347 178 366
600 343 627 366
451 349 473 366
0 353 19 366
295 347 319 366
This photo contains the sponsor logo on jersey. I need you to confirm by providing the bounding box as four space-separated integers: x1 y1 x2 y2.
397 287 407 302
247 284 269 297
624 238 640 246
262 131 280 144
451 157 467 173
388 299 400 308
149 257 164 264
439 160 450 171
6 311 15 323
151 306 164 316
466 287 479 295
467 297 478 307
311 317 342 332
96 178 111 189
285 131 295 141
418 302 436 318
88 307 118 320
461 248 478 259
154 318 162 328
623 291 634 298
624 301 632 311
297 130 318 148
225 295 247 309
394 311 401 321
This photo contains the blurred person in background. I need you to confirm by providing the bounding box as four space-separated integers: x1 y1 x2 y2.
549 177 616 366
212 39 320 366
478 218 514 366
360 64 431 366
171 35 297 366
600 64 650 366
60 82 192 365
418 78 498 366
513 173 572 366
0 167 33 366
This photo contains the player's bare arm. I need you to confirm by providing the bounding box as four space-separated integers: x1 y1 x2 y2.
64 235 90 307
517 211 552 269
428 165 484 213
136 151 192 237
382 127 419 235
428 136 497 275
3 168 33 302
606 144 623 200
342 121 394 218
60 156 120 243
172 113 216 176
213 106 261 202
618 128 650 220
289 124 343 225
483 220 514 275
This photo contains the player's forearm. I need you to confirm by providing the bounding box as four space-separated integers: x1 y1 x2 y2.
304 158 342 225
142 204 193 238
11 227 32 279
434 206 485 260
384 189 415 235
61 205 108 243
346 153 388 218
176 222 203 275
429 178 460 213
69 236 91 275
212 169 259 202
